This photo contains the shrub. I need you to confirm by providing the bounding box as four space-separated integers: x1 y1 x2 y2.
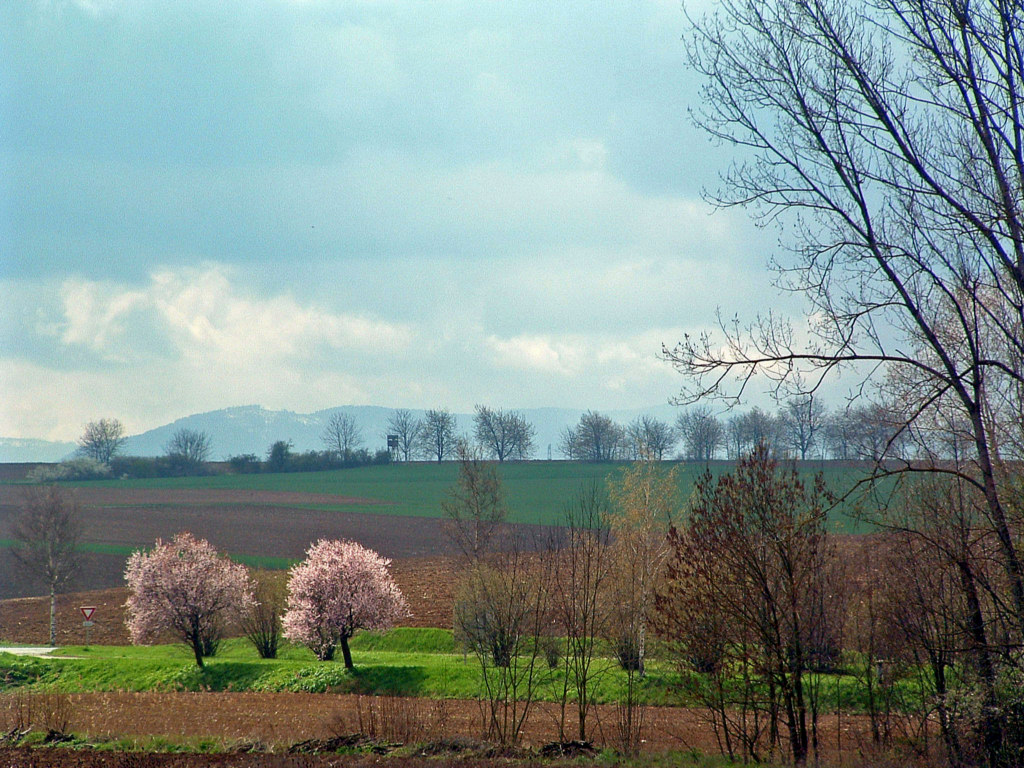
242 569 287 659
27 458 111 483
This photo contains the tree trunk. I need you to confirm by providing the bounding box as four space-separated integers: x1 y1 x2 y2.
340 635 354 669
48 586 57 646
191 628 205 668
958 559 1001 766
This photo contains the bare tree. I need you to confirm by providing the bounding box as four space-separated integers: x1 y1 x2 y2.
822 410 855 461
724 408 780 459
9 487 82 645
657 446 838 765
605 461 677 677
386 409 421 462
560 411 624 462
604 461 677 754
780 396 827 460
663 0 1024 641
164 428 212 464
473 406 536 461
675 405 724 461
442 445 508 561
845 404 908 462
418 408 457 462
625 415 675 460
78 418 127 464
548 483 613 742
454 546 550 745
320 412 364 460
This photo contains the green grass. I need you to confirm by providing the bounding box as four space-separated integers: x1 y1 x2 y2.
0 629 680 704
0 538 294 570
0 627 923 713
56 460 876 531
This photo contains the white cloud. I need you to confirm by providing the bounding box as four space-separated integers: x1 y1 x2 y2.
53 265 414 367
1 0 810 442
58 280 149 358
485 334 581 375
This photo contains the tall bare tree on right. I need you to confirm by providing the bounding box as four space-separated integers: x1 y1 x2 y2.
665 0 1024 647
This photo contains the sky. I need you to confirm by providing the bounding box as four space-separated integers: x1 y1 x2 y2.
1 0 800 442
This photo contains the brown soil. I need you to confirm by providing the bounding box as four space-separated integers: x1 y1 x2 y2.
0 484 462 602
0 690 886 760
0 556 457 646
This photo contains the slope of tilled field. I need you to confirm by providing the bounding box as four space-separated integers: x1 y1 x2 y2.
0 556 457 645
0 484 461 601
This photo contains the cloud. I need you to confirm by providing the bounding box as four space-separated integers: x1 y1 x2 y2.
0 0 804 441
58 280 150 358
486 335 580 376
46 265 414 368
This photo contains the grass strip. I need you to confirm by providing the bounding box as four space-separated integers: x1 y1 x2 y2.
0 629 926 712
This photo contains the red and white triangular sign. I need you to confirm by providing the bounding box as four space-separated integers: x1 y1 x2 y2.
80 606 96 621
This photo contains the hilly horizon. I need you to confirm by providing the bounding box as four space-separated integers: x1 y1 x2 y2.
0 403 682 463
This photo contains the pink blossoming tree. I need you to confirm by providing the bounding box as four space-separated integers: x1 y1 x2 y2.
124 532 252 667
283 539 408 667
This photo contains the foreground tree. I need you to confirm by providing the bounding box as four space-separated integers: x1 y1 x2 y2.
453 547 550 746
606 461 677 676
9 486 82 646
665 0 1024 643
657 446 839 765
78 418 127 464
548 483 613 742
282 539 408 668
124 532 252 667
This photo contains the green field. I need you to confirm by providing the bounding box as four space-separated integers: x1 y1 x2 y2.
70 460 877 532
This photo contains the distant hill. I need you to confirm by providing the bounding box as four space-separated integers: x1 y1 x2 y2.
0 403 682 462
0 437 78 463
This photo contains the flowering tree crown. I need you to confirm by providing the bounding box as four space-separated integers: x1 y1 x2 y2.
282 538 408 662
124 532 252 664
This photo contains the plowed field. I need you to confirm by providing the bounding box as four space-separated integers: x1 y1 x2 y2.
0 483 467 602
1 555 457 646
0 690 884 759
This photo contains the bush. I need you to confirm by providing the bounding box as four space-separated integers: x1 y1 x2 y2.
27 458 111 482
109 455 214 479
242 569 287 659
614 632 642 672
228 454 261 474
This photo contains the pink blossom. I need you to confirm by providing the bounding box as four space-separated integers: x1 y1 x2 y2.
124 532 253 667
282 539 409 666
